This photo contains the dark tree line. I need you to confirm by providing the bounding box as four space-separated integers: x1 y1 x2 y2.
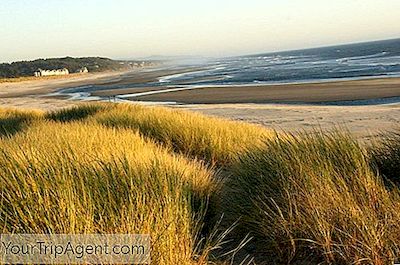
0 57 130 78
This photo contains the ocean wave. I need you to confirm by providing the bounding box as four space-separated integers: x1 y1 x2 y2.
158 69 211 83
330 67 376 73
151 40 400 86
336 51 389 63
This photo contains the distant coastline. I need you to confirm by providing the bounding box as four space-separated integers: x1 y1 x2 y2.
0 56 158 80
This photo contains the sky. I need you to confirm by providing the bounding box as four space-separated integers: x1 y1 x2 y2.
0 0 399 63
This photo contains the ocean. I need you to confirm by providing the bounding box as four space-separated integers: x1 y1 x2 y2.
57 38 400 102
160 38 400 86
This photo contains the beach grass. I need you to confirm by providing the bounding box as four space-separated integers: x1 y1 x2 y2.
90 103 271 167
372 130 400 186
1 103 400 264
46 104 107 122
0 108 43 136
221 131 400 264
0 121 219 264
48 103 271 166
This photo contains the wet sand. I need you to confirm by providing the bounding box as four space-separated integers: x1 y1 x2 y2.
89 67 207 97
91 86 164 97
0 67 206 99
128 77 400 104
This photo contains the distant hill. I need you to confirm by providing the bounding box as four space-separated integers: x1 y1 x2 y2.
0 57 148 78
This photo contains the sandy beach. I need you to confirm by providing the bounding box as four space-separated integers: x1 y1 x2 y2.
0 71 130 98
180 103 400 140
1 69 400 140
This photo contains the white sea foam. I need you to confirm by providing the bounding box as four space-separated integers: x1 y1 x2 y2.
116 86 198 98
158 67 225 83
336 52 389 63
332 67 374 73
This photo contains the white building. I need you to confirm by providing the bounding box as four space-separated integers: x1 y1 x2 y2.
77 67 89 74
34 68 69 77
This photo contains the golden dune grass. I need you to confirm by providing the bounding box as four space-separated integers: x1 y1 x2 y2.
0 121 217 264
222 132 400 264
0 108 43 136
89 103 272 166
1 103 400 264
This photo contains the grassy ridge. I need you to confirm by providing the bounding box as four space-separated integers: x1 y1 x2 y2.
1 103 400 264
45 103 271 166
91 104 271 166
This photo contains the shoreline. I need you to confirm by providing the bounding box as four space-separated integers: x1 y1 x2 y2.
2 67 400 107
49 76 400 107
3 63 399 106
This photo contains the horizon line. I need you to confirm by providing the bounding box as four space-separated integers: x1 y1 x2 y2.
2 36 399 64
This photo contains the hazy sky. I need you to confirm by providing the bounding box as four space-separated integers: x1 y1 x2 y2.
1 0 399 62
